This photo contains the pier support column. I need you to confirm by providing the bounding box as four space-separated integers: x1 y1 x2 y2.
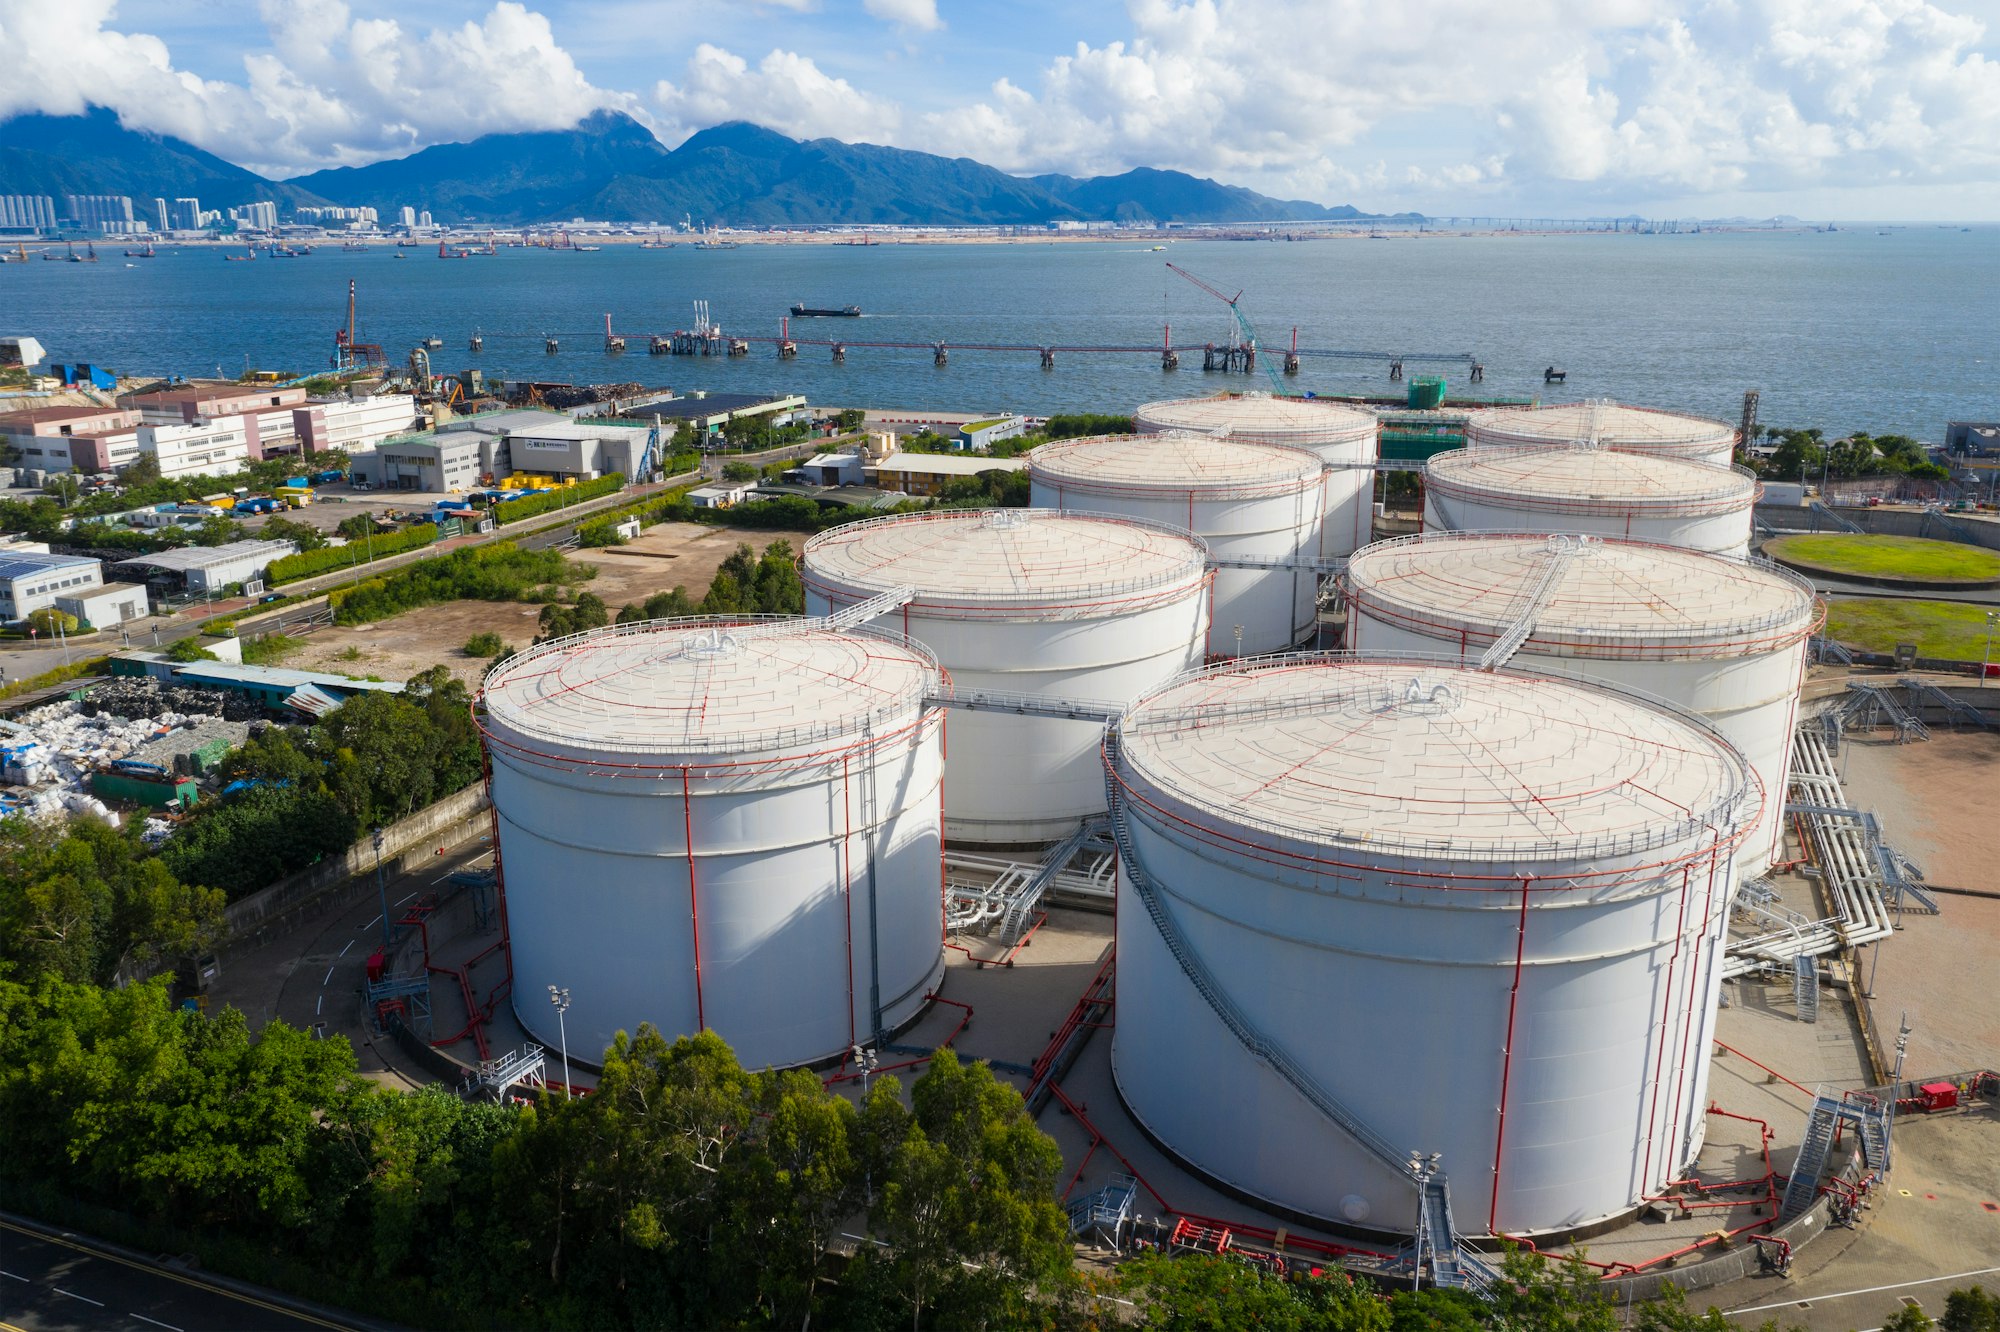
1040 348 1055 369
832 344 846 363
933 344 948 367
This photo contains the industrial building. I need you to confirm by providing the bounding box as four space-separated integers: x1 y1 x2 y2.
444 414 653 481
1424 444 1761 556
1108 656 1755 1237
113 539 296 594
803 510 1210 843
1465 402 1740 466
1028 432 1322 654
477 618 949 1070
1134 393 1380 557
865 451 1024 497
108 653 407 714
348 433 485 492
0 551 105 624
1344 532 1820 875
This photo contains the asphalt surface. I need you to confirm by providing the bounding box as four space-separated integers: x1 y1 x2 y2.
0 1218 354 1332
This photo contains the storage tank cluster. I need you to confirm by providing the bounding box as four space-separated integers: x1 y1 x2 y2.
1027 431 1323 655
1424 443 1761 557
802 509 1211 844
1108 656 1757 1237
1133 393 1381 557
473 390 1809 1244
477 617 948 1071
1465 400 1740 467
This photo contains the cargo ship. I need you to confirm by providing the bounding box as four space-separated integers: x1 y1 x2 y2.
790 302 862 317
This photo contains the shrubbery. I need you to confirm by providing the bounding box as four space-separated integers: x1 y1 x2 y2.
492 473 624 524
266 524 438 585
330 544 587 625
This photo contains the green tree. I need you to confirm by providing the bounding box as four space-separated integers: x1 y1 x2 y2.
165 635 220 662
837 408 867 431
1120 1252 1392 1330
335 512 383 540
1882 1305 1936 1331
1943 1285 2000 1332
721 460 759 482
617 587 698 624
261 515 327 551
25 606 79 635
875 1051 1073 1330
193 513 243 547
536 591 611 642
464 631 505 657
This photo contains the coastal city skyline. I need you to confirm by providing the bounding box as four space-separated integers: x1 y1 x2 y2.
4 0 1998 220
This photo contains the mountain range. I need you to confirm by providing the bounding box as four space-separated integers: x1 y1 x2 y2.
0 107 1416 227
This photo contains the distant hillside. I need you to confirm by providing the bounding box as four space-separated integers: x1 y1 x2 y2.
0 107 1414 228
0 107 327 212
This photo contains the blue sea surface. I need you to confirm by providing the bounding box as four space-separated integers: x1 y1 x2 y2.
7 227 1996 438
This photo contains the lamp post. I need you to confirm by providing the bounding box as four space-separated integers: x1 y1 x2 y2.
548 985 572 1099
371 826 390 947
1982 610 1997 688
1407 1150 1441 1293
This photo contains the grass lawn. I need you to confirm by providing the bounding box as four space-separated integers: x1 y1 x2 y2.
1824 598 1999 660
1768 533 2000 582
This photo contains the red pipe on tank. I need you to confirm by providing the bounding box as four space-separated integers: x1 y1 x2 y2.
1488 875 1531 1233
682 765 706 1032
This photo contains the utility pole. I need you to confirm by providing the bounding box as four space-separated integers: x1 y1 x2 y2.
548 985 573 1099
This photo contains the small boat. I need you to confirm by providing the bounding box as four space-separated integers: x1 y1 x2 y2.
639 240 676 249
224 248 257 261
342 241 369 251
393 252 407 260
422 336 443 349
573 243 602 252
692 240 740 251
124 243 155 258
438 241 469 259
790 303 861 317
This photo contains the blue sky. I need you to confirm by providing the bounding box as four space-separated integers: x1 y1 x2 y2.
5 0 1999 219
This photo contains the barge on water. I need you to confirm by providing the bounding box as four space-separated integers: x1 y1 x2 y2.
790 303 862 318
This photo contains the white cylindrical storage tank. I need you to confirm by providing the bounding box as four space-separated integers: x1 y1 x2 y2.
1133 393 1381 557
1424 445 1760 557
1110 656 1754 1238
803 509 1209 845
477 618 947 1070
1467 401 1739 467
1029 432 1323 655
1344 533 1820 877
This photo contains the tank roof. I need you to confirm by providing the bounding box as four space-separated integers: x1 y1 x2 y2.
1426 444 1757 512
1028 431 1322 496
479 618 936 757
1467 401 1736 453
1134 393 1378 443
1118 656 1748 862
802 509 1207 612
1346 534 1821 657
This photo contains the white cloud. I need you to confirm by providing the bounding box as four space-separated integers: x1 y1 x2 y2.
917 0 2000 207
863 0 943 32
0 0 627 175
653 44 904 144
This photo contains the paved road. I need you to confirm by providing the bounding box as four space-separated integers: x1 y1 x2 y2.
0 1217 355 1332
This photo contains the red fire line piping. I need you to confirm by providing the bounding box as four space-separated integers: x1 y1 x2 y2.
1489 874 1531 1232
682 765 706 1032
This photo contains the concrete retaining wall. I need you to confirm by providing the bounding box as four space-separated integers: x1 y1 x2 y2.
1758 503 2000 551
222 783 490 942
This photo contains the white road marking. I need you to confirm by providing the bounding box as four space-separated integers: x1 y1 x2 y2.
322 965 335 986
131 1313 185 1331
1729 1263 2000 1315
400 889 420 901
0 1269 27 1280
54 1287 105 1306
339 939 355 957
315 994 323 1016
365 915 381 929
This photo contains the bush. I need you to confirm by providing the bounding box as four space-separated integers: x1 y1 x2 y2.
491 474 624 525
576 517 626 547
240 632 301 666
721 460 758 482
463 631 505 657
331 544 585 625
165 637 220 662
266 524 437 585
25 607 79 636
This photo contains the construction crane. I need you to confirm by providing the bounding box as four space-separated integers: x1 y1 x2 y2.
1166 262 1288 397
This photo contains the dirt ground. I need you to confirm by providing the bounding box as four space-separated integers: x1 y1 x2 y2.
274 522 780 688
1838 728 2000 1075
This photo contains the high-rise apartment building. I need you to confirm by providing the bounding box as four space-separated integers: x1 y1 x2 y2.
170 197 203 230
0 196 58 231
63 194 136 230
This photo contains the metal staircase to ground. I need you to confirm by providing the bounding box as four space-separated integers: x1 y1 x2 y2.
1779 1088 1892 1222
1809 501 1864 534
1067 1173 1139 1248
1103 729 1498 1292
1792 954 1819 1023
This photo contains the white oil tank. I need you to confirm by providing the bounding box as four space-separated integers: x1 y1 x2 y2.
1466 400 1739 467
477 618 947 1070
1110 656 1754 1238
1424 445 1760 556
1029 432 1323 655
1133 393 1381 557
802 509 1209 844
1344 533 1821 874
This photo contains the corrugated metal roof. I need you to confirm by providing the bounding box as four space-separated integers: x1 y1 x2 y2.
0 552 97 581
